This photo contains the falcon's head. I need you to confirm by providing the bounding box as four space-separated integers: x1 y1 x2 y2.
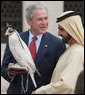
5 23 15 36
5 27 15 36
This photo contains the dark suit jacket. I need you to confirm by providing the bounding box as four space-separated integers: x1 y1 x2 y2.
1 31 66 94
74 70 84 94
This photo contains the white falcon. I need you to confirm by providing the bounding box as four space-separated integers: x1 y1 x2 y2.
5 25 40 88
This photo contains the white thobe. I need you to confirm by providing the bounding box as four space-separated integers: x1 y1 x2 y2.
35 43 84 94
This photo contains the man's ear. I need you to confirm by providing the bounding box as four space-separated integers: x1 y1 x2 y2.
26 18 32 26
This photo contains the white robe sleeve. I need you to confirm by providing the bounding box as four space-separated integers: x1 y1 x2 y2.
35 45 84 94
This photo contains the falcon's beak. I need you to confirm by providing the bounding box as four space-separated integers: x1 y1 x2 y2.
5 28 14 36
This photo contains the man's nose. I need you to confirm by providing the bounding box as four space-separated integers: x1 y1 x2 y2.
58 31 61 36
42 19 47 25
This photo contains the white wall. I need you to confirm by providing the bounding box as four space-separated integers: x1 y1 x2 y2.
22 1 64 36
1 44 9 94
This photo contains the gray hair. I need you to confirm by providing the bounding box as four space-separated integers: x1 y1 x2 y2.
25 4 48 20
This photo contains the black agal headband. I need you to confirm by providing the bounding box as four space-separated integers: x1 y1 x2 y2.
56 11 80 22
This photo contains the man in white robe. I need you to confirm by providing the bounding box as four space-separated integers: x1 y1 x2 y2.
32 11 84 94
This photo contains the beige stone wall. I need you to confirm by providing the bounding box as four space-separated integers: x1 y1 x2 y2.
1 76 9 94
1 44 9 94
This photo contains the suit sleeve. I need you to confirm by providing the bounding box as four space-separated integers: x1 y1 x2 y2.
1 40 16 82
55 39 66 63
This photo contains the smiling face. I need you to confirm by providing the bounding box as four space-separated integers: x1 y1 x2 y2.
27 9 48 35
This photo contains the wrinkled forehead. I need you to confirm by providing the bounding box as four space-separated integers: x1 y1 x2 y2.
32 9 48 15
32 9 48 19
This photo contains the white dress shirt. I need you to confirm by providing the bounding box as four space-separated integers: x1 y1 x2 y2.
28 30 43 52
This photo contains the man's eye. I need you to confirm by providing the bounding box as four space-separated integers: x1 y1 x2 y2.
58 27 64 31
44 17 48 20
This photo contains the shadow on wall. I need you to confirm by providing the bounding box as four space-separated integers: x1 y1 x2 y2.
1 44 9 94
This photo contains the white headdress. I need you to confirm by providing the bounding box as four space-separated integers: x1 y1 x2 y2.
56 11 84 47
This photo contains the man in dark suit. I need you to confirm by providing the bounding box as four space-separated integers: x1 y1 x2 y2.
1 4 66 94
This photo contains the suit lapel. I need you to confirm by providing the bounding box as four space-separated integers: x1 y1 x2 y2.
35 32 50 64
21 30 29 46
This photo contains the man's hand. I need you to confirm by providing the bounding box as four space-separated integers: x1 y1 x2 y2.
31 91 36 94
8 63 28 76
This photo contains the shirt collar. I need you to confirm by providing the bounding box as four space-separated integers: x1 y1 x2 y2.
29 30 43 42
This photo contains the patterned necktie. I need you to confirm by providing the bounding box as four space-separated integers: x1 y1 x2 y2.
29 36 37 60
